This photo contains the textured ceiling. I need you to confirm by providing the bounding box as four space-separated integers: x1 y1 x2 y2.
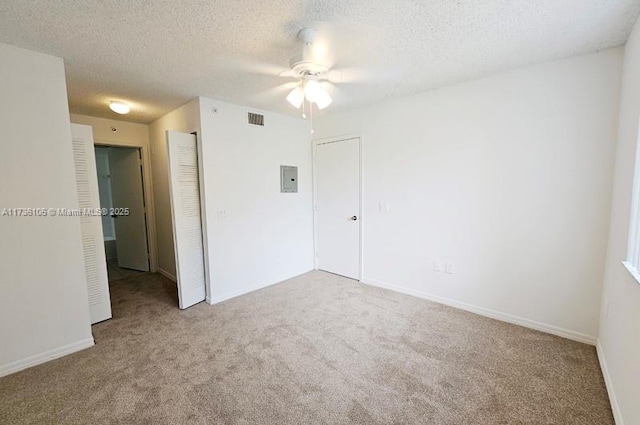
1 1 639 123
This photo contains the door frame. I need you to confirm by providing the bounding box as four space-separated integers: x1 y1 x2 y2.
312 134 363 280
94 141 157 273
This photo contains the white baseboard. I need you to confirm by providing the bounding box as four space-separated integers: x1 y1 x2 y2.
361 277 597 345
157 268 177 282
209 269 314 305
597 340 623 425
0 337 94 378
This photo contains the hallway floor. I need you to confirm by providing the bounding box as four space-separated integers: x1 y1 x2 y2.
106 258 147 282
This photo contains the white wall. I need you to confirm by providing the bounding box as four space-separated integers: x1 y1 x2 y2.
71 114 149 146
148 99 202 280
198 98 314 302
598 17 640 425
148 98 315 301
0 43 93 376
314 48 623 343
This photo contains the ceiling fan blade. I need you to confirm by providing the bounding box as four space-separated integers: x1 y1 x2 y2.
278 69 298 78
250 81 300 103
323 80 347 97
212 55 289 77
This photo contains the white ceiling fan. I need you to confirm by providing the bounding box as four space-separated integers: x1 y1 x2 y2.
282 28 336 111
218 26 395 120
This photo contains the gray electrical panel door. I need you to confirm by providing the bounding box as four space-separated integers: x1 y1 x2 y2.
281 165 298 193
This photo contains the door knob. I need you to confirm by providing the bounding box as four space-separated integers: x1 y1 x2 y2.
351 216 358 221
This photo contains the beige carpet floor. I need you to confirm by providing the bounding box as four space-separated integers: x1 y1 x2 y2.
0 271 613 424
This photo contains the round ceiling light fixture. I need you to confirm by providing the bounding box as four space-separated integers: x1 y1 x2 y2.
109 101 130 115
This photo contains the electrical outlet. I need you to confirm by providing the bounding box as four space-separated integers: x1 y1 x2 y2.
217 210 228 219
379 202 390 213
445 262 455 274
433 261 443 273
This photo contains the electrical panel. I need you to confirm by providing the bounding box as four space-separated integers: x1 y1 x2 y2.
280 165 298 193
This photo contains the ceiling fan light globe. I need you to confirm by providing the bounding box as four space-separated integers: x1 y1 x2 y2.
316 91 333 110
286 86 304 109
304 80 324 102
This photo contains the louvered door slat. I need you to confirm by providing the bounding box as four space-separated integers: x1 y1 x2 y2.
166 131 206 309
71 124 112 324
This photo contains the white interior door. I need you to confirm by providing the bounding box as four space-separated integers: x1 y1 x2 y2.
109 148 150 272
315 137 361 279
166 131 206 309
71 124 112 324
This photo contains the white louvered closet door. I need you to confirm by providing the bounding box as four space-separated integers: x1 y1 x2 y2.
166 131 206 309
70 124 112 324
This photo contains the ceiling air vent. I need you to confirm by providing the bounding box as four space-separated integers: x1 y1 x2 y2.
248 112 264 126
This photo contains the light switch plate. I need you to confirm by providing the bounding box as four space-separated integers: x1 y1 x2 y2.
445 262 455 274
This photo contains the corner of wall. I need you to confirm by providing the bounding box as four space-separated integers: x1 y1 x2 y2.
596 339 624 424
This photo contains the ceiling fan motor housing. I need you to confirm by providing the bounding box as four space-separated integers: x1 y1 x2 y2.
289 27 328 79
297 27 317 43
289 56 328 79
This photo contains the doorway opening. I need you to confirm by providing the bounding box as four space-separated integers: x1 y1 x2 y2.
94 145 150 283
